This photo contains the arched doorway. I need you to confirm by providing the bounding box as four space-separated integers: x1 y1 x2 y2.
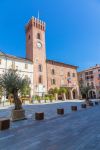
89 90 96 99
66 91 71 99
72 89 77 99
73 90 76 99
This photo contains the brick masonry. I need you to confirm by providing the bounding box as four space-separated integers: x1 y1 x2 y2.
26 17 79 98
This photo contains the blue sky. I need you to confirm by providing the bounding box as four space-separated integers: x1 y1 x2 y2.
0 0 100 71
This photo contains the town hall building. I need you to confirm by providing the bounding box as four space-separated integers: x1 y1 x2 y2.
0 16 79 99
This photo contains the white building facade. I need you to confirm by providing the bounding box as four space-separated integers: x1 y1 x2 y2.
0 51 34 97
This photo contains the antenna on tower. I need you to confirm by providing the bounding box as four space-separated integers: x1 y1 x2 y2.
38 10 40 19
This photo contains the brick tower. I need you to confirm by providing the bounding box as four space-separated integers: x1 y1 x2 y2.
25 17 47 96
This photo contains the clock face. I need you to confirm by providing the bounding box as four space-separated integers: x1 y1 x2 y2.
37 42 42 48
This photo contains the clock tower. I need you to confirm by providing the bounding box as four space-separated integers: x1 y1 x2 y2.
25 17 47 96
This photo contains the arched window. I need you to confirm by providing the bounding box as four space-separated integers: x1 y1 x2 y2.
73 73 75 77
39 75 43 84
28 34 30 40
67 72 70 77
51 69 55 75
51 79 56 85
37 33 41 40
38 64 42 72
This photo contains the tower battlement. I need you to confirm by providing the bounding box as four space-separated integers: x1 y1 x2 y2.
25 16 46 32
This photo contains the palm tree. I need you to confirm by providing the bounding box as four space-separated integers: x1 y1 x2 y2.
0 69 30 110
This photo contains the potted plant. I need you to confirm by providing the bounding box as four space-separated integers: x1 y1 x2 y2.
44 95 49 103
49 94 54 102
0 69 30 121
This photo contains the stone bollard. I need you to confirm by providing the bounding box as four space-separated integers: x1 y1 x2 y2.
81 104 86 108
57 108 64 115
89 102 94 106
0 118 10 130
71 106 77 111
95 102 99 105
35 112 44 120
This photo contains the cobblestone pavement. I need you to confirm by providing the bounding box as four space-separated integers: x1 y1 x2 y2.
0 100 85 129
0 100 100 150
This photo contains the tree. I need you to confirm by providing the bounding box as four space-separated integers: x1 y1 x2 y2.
48 88 54 95
59 87 68 100
80 86 91 100
21 86 31 97
0 69 30 110
53 87 59 100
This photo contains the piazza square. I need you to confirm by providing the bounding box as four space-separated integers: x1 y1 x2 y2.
0 1 100 150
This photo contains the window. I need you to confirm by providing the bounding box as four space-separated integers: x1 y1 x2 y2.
80 74 82 78
38 64 42 72
89 71 93 75
51 69 55 75
98 69 100 72
39 75 42 84
67 72 70 77
28 35 30 40
41 25 42 30
51 79 56 85
73 73 75 77
91 82 94 87
98 74 100 79
85 72 88 75
86 76 89 80
25 64 28 69
91 75 93 79
37 33 41 40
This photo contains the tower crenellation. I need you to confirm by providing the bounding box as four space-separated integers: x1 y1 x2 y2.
25 17 46 33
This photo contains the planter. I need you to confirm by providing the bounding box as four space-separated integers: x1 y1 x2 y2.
81 104 86 108
11 109 26 121
35 112 44 120
57 108 64 115
0 118 10 130
71 106 77 111
50 100 53 103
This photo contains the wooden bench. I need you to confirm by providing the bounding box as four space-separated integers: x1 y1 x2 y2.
0 118 10 130
57 108 64 115
35 112 44 120
71 106 77 111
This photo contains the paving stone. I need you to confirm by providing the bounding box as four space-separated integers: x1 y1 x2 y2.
0 100 99 150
